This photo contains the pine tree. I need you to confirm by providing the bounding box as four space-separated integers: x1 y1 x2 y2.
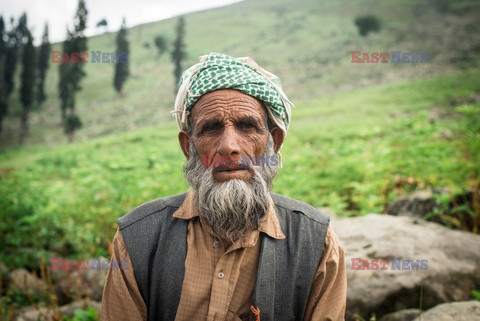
170 16 186 93
0 55 6 134
1 15 25 135
5 16 22 97
37 23 50 104
0 16 7 133
58 0 88 142
19 30 35 144
113 18 129 94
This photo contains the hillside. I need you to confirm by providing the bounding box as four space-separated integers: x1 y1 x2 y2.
1 0 479 146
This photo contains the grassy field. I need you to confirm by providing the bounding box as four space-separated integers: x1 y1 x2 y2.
1 67 479 269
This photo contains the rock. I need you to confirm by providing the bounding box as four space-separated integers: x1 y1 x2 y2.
387 189 478 229
14 306 55 321
379 309 421 321
331 214 480 321
386 190 444 218
54 258 109 304
14 299 101 321
412 301 480 321
9 269 48 295
60 298 101 318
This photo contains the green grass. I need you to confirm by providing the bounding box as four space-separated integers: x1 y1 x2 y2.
1 68 479 268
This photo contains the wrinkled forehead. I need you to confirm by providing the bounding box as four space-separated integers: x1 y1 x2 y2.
190 89 269 126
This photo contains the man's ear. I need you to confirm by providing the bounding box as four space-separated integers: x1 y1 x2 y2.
270 127 285 153
178 131 191 159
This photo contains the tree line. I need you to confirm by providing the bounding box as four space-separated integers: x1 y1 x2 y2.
0 0 186 144
0 14 50 144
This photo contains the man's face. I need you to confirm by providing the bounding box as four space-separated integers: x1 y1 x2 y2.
178 89 285 242
181 89 274 182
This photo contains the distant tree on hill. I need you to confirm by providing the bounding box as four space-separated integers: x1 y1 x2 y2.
96 18 108 33
0 17 22 134
0 15 29 135
354 15 381 36
0 16 7 134
58 0 88 142
19 28 35 144
171 16 186 93
113 18 129 94
0 55 5 135
37 23 50 104
154 35 167 58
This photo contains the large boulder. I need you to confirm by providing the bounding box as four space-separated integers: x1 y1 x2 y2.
53 258 109 304
412 301 480 321
9 269 48 296
379 309 421 321
331 214 480 320
386 190 443 218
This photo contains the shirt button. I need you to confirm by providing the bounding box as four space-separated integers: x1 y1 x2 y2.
213 241 219 248
217 271 225 279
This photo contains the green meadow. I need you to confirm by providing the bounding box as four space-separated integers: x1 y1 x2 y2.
1 68 479 269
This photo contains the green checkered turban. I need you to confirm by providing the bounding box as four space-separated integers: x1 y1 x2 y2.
173 52 294 134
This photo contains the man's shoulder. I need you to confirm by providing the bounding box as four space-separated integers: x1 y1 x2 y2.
270 192 330 225
118 192 187 229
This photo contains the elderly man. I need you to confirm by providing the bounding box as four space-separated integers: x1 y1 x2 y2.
101 52 346 321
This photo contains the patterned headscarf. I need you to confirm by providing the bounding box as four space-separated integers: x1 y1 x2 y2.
172 52 294 134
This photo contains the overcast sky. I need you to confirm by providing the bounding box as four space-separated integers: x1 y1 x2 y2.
1 0 243 45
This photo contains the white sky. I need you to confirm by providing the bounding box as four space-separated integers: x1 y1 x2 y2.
1 0 243 45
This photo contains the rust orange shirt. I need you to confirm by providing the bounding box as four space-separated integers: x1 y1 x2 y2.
101 191 346 321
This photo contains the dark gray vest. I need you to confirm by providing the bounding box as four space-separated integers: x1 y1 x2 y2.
119 192 330 321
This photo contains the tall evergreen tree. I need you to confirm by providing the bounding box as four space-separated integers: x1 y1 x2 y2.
0 16 7 133
113 18 129 94
1 15 25 134
19 30 35 144
0 55 6 135
58 0 88 142
3 17 21 109
170 16 186 93
37 23 50 104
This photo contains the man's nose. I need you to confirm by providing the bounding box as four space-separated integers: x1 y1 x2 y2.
217 125 241 156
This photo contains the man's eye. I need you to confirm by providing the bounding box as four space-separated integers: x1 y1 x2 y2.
237 121 256 130
201 123 222 133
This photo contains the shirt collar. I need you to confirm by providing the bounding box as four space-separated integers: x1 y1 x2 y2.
173 188 285 240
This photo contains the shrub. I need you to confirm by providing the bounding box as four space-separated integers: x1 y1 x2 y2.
354 15 381 36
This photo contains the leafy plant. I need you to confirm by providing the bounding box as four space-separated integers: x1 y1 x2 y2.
472 289 480 301
63 307 99 321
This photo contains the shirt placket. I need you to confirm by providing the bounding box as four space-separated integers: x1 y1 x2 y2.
207 239 240 321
